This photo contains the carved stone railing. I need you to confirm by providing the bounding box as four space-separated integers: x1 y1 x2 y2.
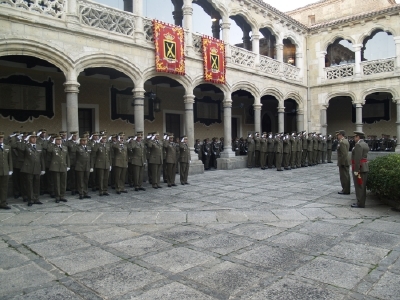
79 0 134 36
143 17 153 42
362 57 395 75
325 64 354 80
230 45 256 68
283 63 300 80
192 33 203 55
0 0 65 18
259 55 281 76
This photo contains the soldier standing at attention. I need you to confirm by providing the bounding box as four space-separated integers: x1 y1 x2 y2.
283 134 291 170
321 135 327 164
337 130 350 195
274 133 283 171
307 132 314 166
259 132 268 170
75 135 92 199
179 136 191 185
290 132 297 169
9 131 22 199
194 139 202 160
66 131 78 195
92 135 111 196
267 132 275 169
254 132 261 168
301 131 308 167
88 132 99 191
247 134 255 168
112 134 128 194
48 136 70 203
326 134 333 163
164 134 178 187
211 137 221 169
130 133 146 191
351 131 369 208
15 132 45 206
148 132 163 189
0 133 13 209
203 138 211 170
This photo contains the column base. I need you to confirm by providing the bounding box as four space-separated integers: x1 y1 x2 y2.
217 156 247 170
396 145 400 153
220 149 236 158
188 160 204 175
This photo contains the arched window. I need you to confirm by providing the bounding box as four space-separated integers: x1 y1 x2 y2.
259 28 276 59
283 39 296 65
325 39 354 67
362 30 395 61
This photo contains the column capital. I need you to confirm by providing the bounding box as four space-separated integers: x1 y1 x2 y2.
63 81 80 93
253 103 262 110
182 6 193 14
278 107 285 113
355 102 363 108
321 104 328 110
394 98 400 104
133 88 145 98
296 52 303 59
251 33 260 41
276 43 283 50
220 22 231 30
184 94 195 104
393 36 400 43
223 100 232 108
297 109 304 115
353 44 363 50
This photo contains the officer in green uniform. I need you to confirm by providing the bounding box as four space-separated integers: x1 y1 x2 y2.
247 134 255 168
75 135 92 199
148 132 163 188
259 132 268 169
130 133 146 191
9 131 22 199
92 135 111 196
283 134 291 170
301 131 308 167
0 133 13 209
48 136 70 203
66 131 78 195
254 132 261 168
326 134 333 163
88 132 99 191
274 133 283 171
337 130 350 195
112 134 128 194
163 134 177 187
267 132 275 169
179 136 191 185
321 135 327 163
351 131 369 208
290 132 297 169
307 132 314 166
296 132 302 168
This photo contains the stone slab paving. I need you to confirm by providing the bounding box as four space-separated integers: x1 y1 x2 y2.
1 162 400 299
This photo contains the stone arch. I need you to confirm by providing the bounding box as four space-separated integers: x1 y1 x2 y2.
322 34 356 52
142 67 192 91
282 32 301 50
0 37 73 79
260 87 284 104
325 91 357 106
258 21 280 39
357 25 398 44
75 53 142 83
231 81 260 102
229 7 258 31
284 91 303 107
206 0 229 19
361 87 399 104
190 75 230 95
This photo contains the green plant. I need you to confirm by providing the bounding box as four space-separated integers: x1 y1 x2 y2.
366 154 400 203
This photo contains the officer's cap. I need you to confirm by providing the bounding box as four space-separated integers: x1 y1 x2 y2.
354 131 365 137
39 129 47 133
28 131 37 137
181 136 187 139
54 136 62 140
13 130 20 135
154 132 160 136
338 130 346 136
59 131 67 135
92 132 99 136
100 129 107 134
70 131 78 135
136 131 143 135
118 132 125 136
79 135 88 140
0 133 4 138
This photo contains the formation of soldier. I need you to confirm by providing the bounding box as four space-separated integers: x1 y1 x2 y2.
352 134 397 152
194 137 224 170
0 129 191 208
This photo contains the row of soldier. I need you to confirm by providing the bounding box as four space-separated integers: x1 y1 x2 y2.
194 137 224 170
0 130 191 208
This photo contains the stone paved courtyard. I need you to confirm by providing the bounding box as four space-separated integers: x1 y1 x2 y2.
1 162 400 299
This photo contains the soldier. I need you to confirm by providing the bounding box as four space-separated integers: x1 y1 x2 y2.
259 132 268 169
92 135 111 196
15 132 45 206
307 132 314 166
290 132 297 169
211 137 221 169
162 133 169 183
112 134 128 194
316 133 322 164
254 132 261 168
337 130 350 195
179 136 191 185
247 133 255 168
326 134 333 163
127 136 135 187
88 132 99 191
8 131 22 199
301 131 308 167
0 133 13 209
203 138 211 170
232 137 240 156
274 133 283 171
66 131 78 195
321 135 327 163
351 131 369 208
60 131 67 144
283 134 291 170
164 134 177 187
130 133 146 191
148 132 163 188
75 135 92 199
145 132 153 184
48 136 70 203
296 132 302 168
267 132 275 169
194 139 202 161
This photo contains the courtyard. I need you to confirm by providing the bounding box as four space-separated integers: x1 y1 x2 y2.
0 163 400 299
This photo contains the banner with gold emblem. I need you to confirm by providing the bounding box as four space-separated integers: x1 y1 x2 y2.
202 36 226 84
152 20 185 75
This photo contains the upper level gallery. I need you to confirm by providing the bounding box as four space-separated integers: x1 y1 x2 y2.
0 0 399 87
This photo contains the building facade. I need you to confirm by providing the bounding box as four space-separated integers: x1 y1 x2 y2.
0 0 399 173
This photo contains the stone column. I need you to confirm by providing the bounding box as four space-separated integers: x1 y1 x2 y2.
183 94 197 160
221 20 231 59
221 97 235 158
355 103 363 132
64 81 80 135
252 31 260 67
242 29 251 51
123 0 133 12
319 51 327 81
172 5 183 26
211 19 220 40
133 87 145 134
253 104 262 134
296 52 304 78
396 99 400 152
134 0 145 42
276 43 283 62
66 0 79 25
183 0 193 53
354 44 362 78
297 109 305 132
320 106 327 136
394 37 400 73
278 106 285 133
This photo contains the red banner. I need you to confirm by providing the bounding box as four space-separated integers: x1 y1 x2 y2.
152 20 185 75
202 36 226 84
